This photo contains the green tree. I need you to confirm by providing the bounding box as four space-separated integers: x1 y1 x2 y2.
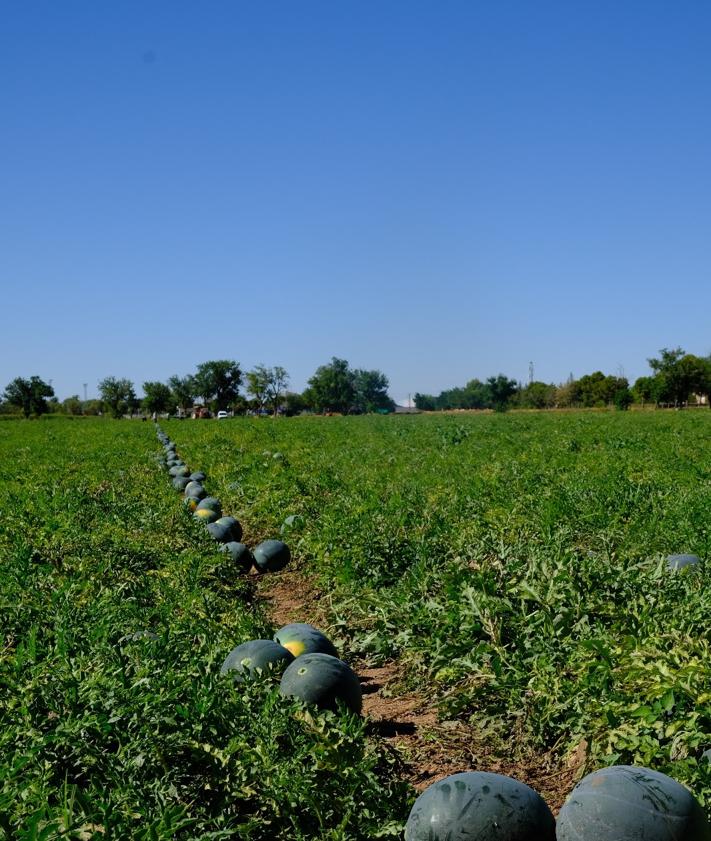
284 391 308 416
648 347 687 406
518 381 556 409
3 376 55 418
632 375 665 407
192 360 242 412
61 394 83 415
353 369 394 413
142 381 173 416
414 393 436 411
486 374 518 412
246 365 289 415
98 377 137 419
246 367 269 413
306 358 356 414
168 375 195 415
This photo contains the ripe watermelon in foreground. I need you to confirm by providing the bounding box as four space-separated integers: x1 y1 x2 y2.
404 771 555 841
279 653 362 713
556 765 710 841
274 623 338 658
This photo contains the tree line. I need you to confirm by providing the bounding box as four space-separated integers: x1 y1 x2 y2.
4 347 710 419
1 358 393 419
414 348 711 412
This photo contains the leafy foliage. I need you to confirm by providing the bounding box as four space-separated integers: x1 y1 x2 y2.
192 360 242 412
169 411 711 813
3 376 55 418
97 376 137 419
0 420 409 838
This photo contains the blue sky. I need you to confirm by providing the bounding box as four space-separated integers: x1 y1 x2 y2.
2 1 710 404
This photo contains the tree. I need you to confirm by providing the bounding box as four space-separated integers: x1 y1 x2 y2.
613 385 633 411
246 367 269 413
518 381 556 409
61 395 83 415
192 360 242 412
648 347 687 406
353 369 394 413
414 393 437 411
306 358 356 414
284 391 308 416
168 375 195 415
486 374 518 412
98 377 137 419
264 366 289 416
142 381 173 416
3 376 55 418
647 348 711 406
632 375 665 407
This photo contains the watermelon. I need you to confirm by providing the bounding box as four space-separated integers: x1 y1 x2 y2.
556 765 710 841
253 539 290 573
219 541 254 572
190 471 207 482
184 481 206 499
405 771 555 841
220 639 294 679
274 623 338 658
279 653 361 713
667 553 700 571
194 507 219 524
172 476 192 491
216 516 242 541
196 497 222 517
206 517 242 543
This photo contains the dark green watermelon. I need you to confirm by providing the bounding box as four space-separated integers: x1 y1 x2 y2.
274 623 338 658
219 541 254 572
189 471 207 482
220 639 294 679
405 772 555 841
279 653 361 713
253 539 290 573
206 517 241 543
556 765 710 841
184 481 206 499
172 476 192 491
215 516 242 541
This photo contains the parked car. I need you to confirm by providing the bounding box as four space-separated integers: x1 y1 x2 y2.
217 410 230 419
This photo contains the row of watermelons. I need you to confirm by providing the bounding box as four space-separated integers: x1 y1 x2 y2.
156 426 364 711
155 428 709 839
156 428 291 573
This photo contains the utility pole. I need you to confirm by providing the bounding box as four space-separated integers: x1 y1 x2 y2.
528 361 534 385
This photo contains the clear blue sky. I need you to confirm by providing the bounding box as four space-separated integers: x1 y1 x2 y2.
2 1 710 404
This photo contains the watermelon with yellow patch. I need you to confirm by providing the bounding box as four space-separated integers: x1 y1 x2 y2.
274 623 338 658
194 507 218 524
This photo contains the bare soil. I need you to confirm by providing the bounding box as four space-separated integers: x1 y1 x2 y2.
259 567 580 812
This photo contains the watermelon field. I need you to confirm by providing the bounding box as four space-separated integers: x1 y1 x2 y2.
1 410 710 838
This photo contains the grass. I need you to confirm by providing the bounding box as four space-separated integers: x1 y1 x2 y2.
1 411 709 836
166 410 711 811
0 418 409 839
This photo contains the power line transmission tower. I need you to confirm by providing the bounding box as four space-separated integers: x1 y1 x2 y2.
529 361 534 385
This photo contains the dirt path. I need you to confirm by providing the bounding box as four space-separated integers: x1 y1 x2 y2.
257 567 579 810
